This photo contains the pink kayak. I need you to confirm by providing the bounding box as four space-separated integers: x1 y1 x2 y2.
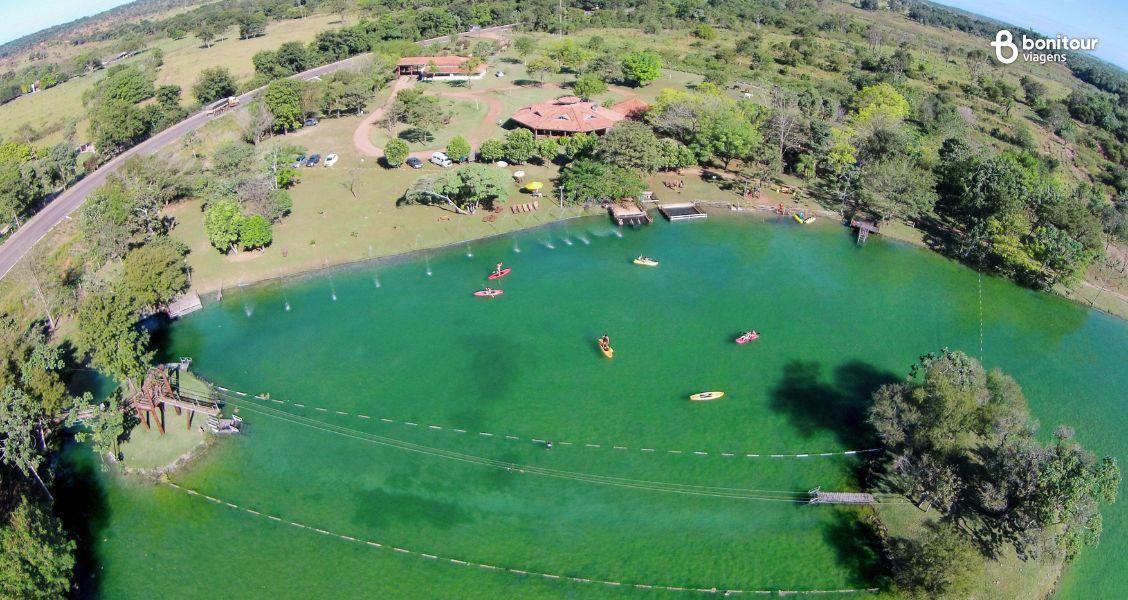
735 332 760 344
474 289 504 297
488 268 511 280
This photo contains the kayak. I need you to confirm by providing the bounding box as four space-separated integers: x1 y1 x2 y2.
793 212 816 224
689 391 725 402
488 268 511 280
598 340 614 358
633 257 659 267
473 289 503 297
793 213 805 224
735 332 760 344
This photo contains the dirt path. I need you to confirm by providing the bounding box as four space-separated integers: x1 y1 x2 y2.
352 76 417 158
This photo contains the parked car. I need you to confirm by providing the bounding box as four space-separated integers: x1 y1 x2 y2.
430 151 452 167
324 154 339 167
305 154 321 167
405 157 423 169
292 154 306 168
304 117 319 127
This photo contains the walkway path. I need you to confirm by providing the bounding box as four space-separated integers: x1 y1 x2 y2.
352 80 506 161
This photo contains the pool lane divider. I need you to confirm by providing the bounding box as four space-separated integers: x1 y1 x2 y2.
209 387 881 460
163 480 880 596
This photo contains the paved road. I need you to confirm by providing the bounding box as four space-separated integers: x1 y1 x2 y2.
0 23 516 280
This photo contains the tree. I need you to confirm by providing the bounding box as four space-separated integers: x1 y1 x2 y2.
767 87 804 168
204 199 245 253
194 22 219 49
658 138 697 171
384 139 409 167
192 67 237 104
121 237 189 312
1019 75 1048 105
692 111 762 170
76 294 152 386
514 36 537 65
890 522 980 598
503 129 536 164
573 75 607 100
559 159 645 203
237 12 268 39
0 498 75 599
852 83 910 125
70 395 124 460
477 139 504 164
526 55 558 85
244 100 275 146
264 79 303 132
860 158 938 221
595 121 664 173
0 388 52 500
239 215 273 250
405 165 510 214
447 136 472 162
321 73 371 117
621 51 663 87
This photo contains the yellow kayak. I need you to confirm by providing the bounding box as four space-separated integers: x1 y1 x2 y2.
689 391 725 401
633 257 659 266
598 340 614 358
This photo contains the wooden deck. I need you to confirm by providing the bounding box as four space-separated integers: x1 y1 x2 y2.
609 203 653 226
808 488 876 505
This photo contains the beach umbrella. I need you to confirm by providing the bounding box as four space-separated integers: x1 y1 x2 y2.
526 181 544 191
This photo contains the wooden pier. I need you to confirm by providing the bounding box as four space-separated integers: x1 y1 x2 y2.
609 202 653 226
849 219 879 245
808 487 876 505
128 368 221 434
658 202 708 222
167 292 203 318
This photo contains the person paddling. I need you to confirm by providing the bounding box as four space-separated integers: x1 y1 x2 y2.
600 334 611 348
495 262 504 277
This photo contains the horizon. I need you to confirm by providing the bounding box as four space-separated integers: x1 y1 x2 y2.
0 0 1125 71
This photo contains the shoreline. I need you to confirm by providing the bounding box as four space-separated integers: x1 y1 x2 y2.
184 204 1128 323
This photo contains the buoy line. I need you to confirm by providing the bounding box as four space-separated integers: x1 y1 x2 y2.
227 399 824 502
163 479 880 597
205 386 883 460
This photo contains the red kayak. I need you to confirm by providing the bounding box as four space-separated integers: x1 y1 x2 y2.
474 289 504 297
488 268 511 280
735 332 760 344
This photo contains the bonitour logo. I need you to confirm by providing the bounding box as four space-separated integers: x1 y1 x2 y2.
991 30 1099 65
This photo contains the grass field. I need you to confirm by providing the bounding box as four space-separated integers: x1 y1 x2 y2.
0 14 340 146
368 95 491 152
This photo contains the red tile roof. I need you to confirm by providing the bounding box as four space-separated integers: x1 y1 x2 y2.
510 97 629 133
395 56 488 74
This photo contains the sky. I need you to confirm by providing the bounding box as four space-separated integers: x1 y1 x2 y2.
0 0 134 47
932 0 1127 68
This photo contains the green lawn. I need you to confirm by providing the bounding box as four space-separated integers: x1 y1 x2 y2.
876 503 1062 600
368 95 491 151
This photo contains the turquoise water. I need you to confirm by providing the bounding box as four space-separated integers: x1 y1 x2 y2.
66 215 1126 598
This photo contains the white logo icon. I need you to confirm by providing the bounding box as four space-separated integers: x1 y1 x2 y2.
992 30 1019 64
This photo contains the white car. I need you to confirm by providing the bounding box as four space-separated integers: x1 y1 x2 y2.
430 152 452 168
323 154 339 167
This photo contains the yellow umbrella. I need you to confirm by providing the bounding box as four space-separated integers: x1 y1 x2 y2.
526 181 544 191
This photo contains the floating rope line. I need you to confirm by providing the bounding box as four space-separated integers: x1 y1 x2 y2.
226 399 839 503
163 480 880 597
205 387 882 460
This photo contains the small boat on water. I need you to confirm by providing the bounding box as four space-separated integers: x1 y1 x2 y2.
689 391 725 402
633 256 659 267
735 331 760 344
793 212 816 224
598 338 614 358
488 268 511 280
474 289 504 297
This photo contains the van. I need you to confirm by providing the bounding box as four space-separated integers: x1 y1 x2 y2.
430 152 452 168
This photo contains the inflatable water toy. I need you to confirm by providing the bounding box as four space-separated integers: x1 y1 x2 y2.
736 331 760 344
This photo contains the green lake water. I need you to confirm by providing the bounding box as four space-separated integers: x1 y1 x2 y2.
66 215 1126 598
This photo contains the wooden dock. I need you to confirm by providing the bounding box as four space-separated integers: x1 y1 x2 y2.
658 202 707 222
609 202 653 226
167 292 203 318
849 219 879 245
808 487 876 505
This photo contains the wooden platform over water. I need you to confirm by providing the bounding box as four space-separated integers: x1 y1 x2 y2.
609 203 653 226
808 488 876 505
658 202 707 222
168 292 203 318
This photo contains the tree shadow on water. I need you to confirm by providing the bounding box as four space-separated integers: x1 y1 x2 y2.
822 508 892 588
53 443 111 599
769 360 899 449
